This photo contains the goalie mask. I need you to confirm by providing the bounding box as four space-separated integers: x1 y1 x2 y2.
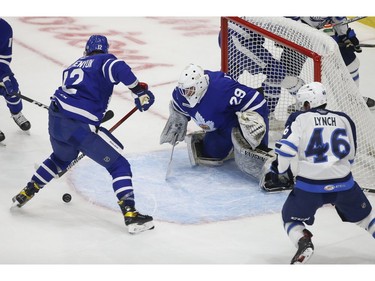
84 35 109 56
177 64 209 107
296 82 327 110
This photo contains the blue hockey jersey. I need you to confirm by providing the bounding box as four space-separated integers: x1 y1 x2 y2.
0 18 13 78
52 53 139 125
172 70 268 136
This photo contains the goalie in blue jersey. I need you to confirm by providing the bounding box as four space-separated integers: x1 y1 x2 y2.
12 35 155 234
160 63 270 170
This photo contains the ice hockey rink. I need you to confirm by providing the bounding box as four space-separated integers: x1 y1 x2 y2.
1 10 375 281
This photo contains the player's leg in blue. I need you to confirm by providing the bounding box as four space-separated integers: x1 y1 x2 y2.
80 127 154 234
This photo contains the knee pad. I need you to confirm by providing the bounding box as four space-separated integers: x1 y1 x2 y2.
186 131 231 166
106 156 132 178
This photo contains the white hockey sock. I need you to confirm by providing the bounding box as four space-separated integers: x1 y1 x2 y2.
284 222 306 248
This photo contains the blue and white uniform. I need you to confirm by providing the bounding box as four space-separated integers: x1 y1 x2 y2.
277 108 373 231
52 53 138 126
0 18 23 114
289 17 360 85
32 51 151 207
172 70 269 159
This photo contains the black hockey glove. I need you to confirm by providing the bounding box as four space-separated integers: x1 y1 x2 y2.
261 160 294 192
343 28 362 53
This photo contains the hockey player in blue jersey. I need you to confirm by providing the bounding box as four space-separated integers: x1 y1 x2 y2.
262 82 375 264
0 18 31 142
284 17 375 110
160 63 269 167
12 35 155 234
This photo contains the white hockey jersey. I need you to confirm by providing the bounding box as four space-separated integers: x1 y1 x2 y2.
275 108 357 193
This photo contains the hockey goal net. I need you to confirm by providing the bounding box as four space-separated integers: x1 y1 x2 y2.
221 16 375 191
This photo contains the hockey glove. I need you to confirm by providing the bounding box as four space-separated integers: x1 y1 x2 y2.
0 74 19 97
343 28 362 53
237 111 266 150
132 82 155 112
261 159 294 192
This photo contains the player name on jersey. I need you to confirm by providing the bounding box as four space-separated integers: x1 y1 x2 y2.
314 116 336 126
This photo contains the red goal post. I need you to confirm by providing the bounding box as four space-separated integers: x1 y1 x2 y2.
221 16 322 81
220 16 375 192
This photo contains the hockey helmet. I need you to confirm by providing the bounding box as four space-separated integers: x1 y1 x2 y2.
85 35 109 55
177 64 209 107
296 81 327 110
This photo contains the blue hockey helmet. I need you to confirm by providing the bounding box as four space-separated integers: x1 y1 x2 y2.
84 35 109 55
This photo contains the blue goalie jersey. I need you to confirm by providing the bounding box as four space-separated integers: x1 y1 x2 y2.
171 70 268 135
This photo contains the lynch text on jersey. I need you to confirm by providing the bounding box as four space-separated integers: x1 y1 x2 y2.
314 116 336 126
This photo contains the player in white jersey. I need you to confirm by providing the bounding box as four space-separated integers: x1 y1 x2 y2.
264 82 375 264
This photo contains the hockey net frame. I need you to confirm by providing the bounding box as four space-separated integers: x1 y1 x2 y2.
221 16 375 192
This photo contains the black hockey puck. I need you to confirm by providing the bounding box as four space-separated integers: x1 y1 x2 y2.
62 193 72 203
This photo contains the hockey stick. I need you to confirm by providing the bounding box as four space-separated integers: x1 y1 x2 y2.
57 106 137 178
16 92 49 110
331 16 367 27
165 134 179 180
358 43 375 48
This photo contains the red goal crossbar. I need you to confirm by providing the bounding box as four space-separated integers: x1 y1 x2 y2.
220 16 322 82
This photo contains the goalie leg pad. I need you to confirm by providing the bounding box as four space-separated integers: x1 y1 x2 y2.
186 131 233 167
231 127 275 180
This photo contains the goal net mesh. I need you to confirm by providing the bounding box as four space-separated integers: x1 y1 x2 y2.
221 16 375 190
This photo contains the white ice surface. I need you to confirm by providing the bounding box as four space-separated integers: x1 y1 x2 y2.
1 16 375 280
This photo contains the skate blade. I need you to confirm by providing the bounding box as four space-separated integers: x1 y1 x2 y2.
128 221 155 234
11 195 25 208
291 248 314 264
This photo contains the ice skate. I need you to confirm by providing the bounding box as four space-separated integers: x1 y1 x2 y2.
12 111 31 131
12 182 41 208
118 200 154 234
291 229 314 264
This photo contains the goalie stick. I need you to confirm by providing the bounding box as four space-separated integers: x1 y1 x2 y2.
165 134 179 180
56 106 137 178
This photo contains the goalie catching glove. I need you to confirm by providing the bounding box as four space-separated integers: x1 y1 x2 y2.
236 111 266 150
131 82 155 112
160 101 189 145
